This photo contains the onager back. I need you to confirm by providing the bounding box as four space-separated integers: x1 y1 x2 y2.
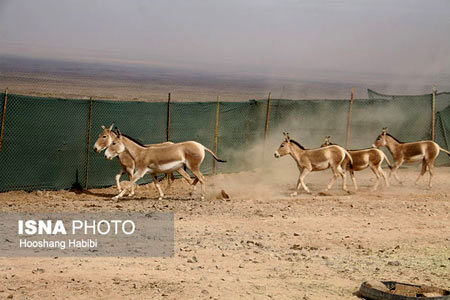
321 136 391 191
373 127 450 188
274 132 353 195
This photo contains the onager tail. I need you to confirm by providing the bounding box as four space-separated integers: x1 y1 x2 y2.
379 150 393 169
204 147 227 163
343 150 353 170
440 147 450 156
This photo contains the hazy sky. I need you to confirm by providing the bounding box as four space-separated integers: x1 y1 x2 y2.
1 0 449 78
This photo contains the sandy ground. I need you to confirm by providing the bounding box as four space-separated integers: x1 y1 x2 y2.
0 167 449 299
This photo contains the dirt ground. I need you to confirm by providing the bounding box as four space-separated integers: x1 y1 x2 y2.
0 167 449 300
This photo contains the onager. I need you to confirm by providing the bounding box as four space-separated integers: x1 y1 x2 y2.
321 136 392 191
373 127 450 188
104 128 226 200
93 124 192 192
274 132 353 195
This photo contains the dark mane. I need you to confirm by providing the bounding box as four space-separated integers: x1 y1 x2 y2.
121 134 146 147
386 133 403 144
289 139 306 150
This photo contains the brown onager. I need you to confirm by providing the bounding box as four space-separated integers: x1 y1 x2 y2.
93 124 192 192
321 136 392 191
104 128 226 200
373 127 450 188
274 132 353 195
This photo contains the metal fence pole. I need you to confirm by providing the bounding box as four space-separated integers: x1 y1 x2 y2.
84 97 93 190
213 96 220 174
345 88 354 149
431 85 437 141
0 88 8 151
167 92 171 141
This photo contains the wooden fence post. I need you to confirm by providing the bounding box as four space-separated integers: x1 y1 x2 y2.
345 88 354 149
431 85 437 141
213 96 220 174
262 92 272 161
84 97 93 190
167 92 171 141
264 92 272 143
0 88 8 151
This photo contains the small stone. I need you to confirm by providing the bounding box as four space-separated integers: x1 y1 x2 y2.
32 268 45 274
187 256 198 263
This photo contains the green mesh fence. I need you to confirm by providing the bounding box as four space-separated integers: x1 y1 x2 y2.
0 94 89 191
367 89 450 165
0 91 449 192
436 104 450 165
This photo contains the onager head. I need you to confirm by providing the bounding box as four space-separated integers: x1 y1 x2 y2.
373 127 388 148
104 129 126 160
274 132 293 158
93 124 115 153
321 136 332 147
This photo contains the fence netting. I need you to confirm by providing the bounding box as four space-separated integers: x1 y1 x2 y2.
0 90 449 192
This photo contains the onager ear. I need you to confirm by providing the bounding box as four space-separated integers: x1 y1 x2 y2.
116 128 122 137
101 125 106 130
325 136 331 143
382 127 387 135
283 132 290 141
108 123 114 131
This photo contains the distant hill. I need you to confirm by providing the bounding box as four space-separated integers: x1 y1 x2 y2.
1 55 448 101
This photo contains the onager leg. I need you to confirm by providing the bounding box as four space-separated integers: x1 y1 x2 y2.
152 174 165 200
350 172 357 191
113 168 146 200
337 165 348 192
292 168 311 196
115 169 124 192
428 160 435 189
189 167 206 200
325 166 340 191
125 167 134 191
164 173 175 191
379 166 389 187
189 178 199 195
177 168 193 185
415 159 427 185
347 168 357 191
389 160 403 184
369 163 382 191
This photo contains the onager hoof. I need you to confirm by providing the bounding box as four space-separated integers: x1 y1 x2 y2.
200 196 205 201
112 195 120 201
158 197 163 200
290 192 298 197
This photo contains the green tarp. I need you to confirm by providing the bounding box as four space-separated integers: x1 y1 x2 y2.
0 91 449 192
